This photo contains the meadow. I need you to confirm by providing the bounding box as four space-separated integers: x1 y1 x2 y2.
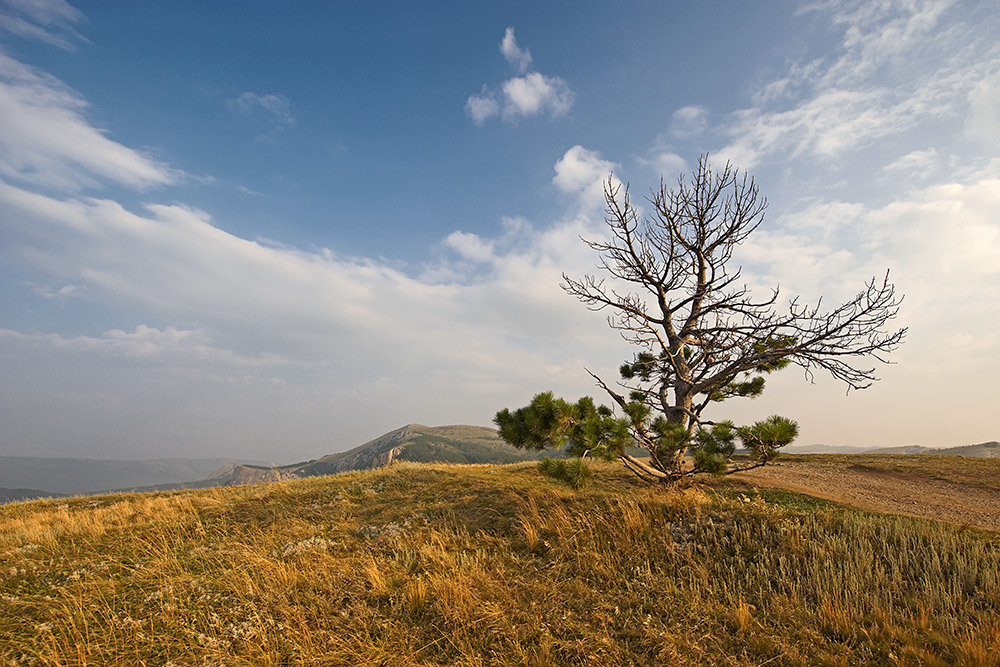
1 460 998 665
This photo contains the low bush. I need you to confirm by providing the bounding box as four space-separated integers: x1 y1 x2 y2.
538 456 592 489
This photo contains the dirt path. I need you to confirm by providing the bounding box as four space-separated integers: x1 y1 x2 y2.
736 459 1000 533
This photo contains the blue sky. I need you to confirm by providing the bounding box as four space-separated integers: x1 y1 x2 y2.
1 0 998 461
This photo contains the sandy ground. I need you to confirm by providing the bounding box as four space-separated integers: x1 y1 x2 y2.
736 460 1000 533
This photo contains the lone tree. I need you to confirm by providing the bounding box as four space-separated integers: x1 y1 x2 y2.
495 156 905 483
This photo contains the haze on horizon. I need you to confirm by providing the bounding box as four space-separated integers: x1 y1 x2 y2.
1 0 998 462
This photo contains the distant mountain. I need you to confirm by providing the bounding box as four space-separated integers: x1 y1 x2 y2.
866 445 936 455
207 424 546 487
782 444 874 454
930 441 1000 457
786 441 999 457
0 456 260 495
0 487 66 504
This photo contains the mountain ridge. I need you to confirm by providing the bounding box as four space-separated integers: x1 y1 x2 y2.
785 441 999 456
204 424 546 487
0 456 263 496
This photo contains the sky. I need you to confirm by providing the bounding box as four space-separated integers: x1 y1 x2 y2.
1 0 998 462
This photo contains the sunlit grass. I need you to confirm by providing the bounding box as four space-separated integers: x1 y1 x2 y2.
1 461 998 665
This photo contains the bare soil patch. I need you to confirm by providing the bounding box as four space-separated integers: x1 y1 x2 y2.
734 456 1000 532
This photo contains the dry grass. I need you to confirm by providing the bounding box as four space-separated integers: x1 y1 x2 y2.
779 453 1000 491
1 461 998 665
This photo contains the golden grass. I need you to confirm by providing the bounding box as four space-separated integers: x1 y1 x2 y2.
1 461 998 665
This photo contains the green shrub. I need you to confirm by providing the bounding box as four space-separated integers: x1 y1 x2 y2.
537 456 592 489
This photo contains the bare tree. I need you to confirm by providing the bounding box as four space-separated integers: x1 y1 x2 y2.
496 156 905 483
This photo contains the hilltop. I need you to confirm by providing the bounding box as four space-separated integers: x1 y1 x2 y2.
204 424 547 487
1 459 997 664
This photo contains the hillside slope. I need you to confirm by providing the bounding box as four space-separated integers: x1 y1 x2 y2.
211 424 544 486
1 461 997 664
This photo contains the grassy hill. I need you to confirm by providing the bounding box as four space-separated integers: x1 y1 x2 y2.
1 460 998 664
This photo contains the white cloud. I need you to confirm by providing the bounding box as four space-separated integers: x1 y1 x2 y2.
717 0 999 168
237 183 266 197
650 152 687 179
0 325 287 367
465 87 500 125
0 0 85 50
670 105 707 138
0 166 620 408
720 86 953 168
966 74 1000 146
705 165 1000 448
29 282 84 301
880 148 940 175
500 72 573 119
0 52 179 191
737 170 1000 367
500 27 531 73
444 230 494 263
820 0 954 85
227 91 296 143
552 145 620 212
466 28 574 124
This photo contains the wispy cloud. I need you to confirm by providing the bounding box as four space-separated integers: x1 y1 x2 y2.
717 0 998 168
0 0 86 50
499 27 532 73
466 27 574 125
0 325 287 368
670 105 708 138
551 145 620 213
879 148 940 176
227 91 296 143
0 52 179 191
965 74 1000 147
28 282 84 302
1 170 615 395
237 183 266 197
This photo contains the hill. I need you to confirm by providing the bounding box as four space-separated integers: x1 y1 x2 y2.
1 460 997 664
932 440 1000 457
208 424 546 486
